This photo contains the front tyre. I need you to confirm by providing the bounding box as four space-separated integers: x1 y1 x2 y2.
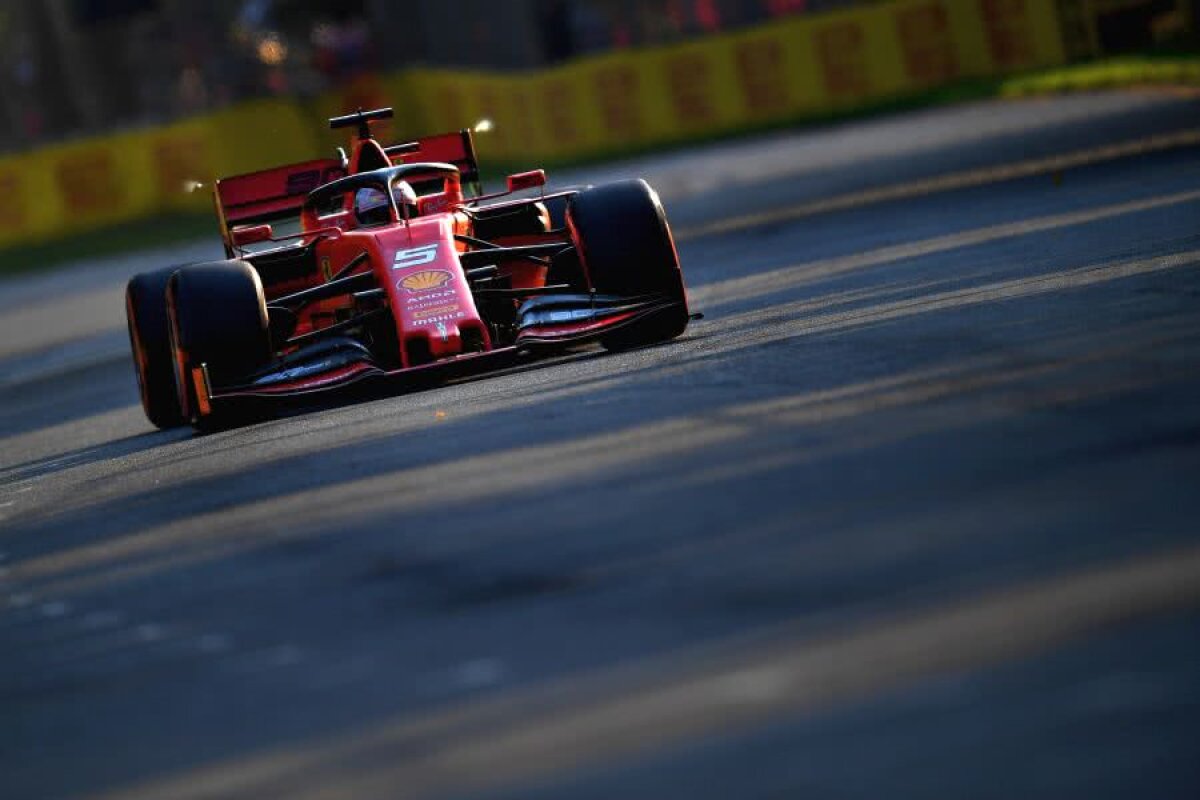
166 260 271 425
566 179 690 351
126 267 186 429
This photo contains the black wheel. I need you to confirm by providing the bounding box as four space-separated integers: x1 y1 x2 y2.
566 179 690 350
125 267 186 429
166 260 271 423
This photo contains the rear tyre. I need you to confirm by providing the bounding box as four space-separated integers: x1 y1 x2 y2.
166 260 271 425
126 267 186 429
566 179 690 351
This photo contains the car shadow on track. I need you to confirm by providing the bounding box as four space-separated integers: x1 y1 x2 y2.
0 354 139 440
192 338 720 437
0 428 191 488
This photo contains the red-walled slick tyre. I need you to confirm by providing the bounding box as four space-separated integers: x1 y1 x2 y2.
566 179 690 351
125 267 186 429
166 260 271 425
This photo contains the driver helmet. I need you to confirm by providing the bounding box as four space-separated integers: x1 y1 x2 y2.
354 180 420 224
391 179 419 218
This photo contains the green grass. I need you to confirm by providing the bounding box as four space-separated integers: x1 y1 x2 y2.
3 53 1197 277
1001 54 1200 97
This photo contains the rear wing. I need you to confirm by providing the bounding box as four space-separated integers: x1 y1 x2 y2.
387 130 481 192
215 158 346 230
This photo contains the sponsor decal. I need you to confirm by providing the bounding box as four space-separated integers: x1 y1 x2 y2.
545 308 607 323
412 303 461 321
286 166 345 196
405 289 456 306
252 358 342 386
0 171 26 229
981 0 1035 68
815 21 871 99
55 148 124 216
594 64 642 141
897 3 958 85
435 321 449 342
398 269 453 293
416 311 467 325
420 195 450 214
735 38 788 117
542 79 580 145
320 256 332 281
665 52 716 128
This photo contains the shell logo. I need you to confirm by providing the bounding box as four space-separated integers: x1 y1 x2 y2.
399 269 452 293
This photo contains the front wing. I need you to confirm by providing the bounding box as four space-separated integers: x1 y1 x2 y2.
200 295 683 409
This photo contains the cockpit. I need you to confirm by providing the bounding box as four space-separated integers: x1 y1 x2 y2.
300 162 463 233
354 178 419 226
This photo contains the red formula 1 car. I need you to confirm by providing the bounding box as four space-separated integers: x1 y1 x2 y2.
125 107 692 429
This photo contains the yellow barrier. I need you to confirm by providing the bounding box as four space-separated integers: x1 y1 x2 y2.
421 0 1067 162
0 152 56 248
7 0 1163 251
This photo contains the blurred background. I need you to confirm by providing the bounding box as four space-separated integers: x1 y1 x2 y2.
0 0 1195 148
0 0 1194 251
0 0 868 145
0 0 1193 147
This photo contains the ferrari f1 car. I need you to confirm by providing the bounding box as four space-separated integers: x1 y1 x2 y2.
125 107 692 429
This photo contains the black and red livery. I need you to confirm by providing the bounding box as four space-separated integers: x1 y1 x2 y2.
125 108 692 429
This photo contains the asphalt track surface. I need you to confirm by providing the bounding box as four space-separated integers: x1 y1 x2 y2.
2 91 1199 799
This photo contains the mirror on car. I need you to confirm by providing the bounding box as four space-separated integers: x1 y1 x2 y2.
231 224 274 246
506 170 547 193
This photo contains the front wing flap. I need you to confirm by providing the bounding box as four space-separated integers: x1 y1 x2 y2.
206 293 684 404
